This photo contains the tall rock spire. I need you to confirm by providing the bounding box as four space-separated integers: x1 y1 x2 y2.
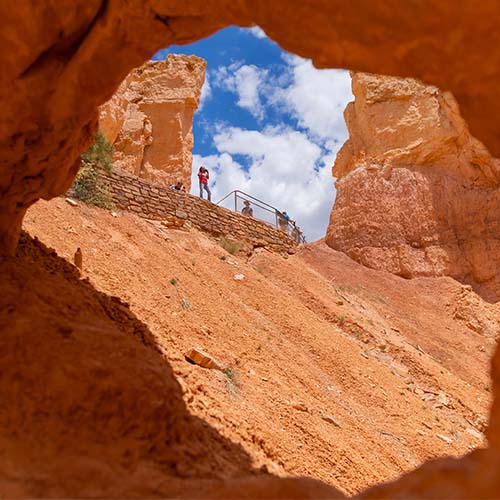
99 54 207 190
327 72 500 301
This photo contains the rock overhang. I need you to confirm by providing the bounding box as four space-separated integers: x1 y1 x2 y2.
1 1 500 497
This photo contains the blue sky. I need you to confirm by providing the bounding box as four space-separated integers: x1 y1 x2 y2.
152 27 353 241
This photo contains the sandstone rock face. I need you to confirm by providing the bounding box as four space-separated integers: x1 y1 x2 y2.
1 1 500 498
326 73 500 301
99 55 206 189
98 73 134 145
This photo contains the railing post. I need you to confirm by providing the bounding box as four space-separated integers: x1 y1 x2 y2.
234 192 237 213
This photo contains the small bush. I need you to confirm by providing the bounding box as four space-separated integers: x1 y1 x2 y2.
338 314 345 325
223 366 236 383
72 130 114 208
170 277 178 286
219 237 241 255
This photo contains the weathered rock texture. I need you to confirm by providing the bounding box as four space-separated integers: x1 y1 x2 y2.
101 167 298 253
99 55 206 189
326 73 500 301
1 1 500 498
98 73 134 146
0 233 281 498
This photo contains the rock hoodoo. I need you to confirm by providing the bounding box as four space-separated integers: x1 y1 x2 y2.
327 72 500 301
99 54 206 189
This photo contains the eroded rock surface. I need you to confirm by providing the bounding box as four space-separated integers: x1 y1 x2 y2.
99 55 206 189
22 199 500 498
0 233 271 498
327 72 500 301
2 1 500 498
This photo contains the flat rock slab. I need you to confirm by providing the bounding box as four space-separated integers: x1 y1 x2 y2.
65 197 78 207
185 348 223 371
175 209 188 220
321 413 342 427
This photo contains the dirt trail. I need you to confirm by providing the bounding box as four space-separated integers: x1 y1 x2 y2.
18 198 499 496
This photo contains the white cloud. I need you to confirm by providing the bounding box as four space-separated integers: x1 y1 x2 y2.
212 56 352 154
191 126 336 241
246 26 267 39
197 73 212 111
273 55 353 147
212 63 268 120
197 55 353 241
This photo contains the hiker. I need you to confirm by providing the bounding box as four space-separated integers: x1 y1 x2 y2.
291 223 303 243
170 180 186 192
198 166 211 201
278 210 295 233
282 211 295 224
277 210 289 232
241 200 253 217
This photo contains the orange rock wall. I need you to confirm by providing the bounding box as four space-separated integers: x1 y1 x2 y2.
1 0 500 498
98 73 134 145
326 73 500 301
99 55 206 189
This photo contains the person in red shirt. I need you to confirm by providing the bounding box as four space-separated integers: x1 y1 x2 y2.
198 166 211 201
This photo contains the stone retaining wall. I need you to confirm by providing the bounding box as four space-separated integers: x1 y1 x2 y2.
102 168 298 253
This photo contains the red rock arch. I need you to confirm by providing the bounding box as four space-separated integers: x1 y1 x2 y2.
1 1 499 496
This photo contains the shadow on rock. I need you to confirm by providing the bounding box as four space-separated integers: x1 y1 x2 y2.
0 233 275 498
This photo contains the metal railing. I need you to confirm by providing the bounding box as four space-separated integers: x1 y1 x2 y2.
216 190 306 244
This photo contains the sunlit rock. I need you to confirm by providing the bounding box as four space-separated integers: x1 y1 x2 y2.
327 72 500 301
99 54 206 189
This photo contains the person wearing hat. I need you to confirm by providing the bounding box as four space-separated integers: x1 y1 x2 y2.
241 200 253 217
170 180 186 192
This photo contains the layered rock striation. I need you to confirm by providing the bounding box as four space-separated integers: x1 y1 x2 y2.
327 73 500 301
99 54 206 189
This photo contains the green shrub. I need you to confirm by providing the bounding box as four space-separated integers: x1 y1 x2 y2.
219 237 241 255
72 130 114 208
